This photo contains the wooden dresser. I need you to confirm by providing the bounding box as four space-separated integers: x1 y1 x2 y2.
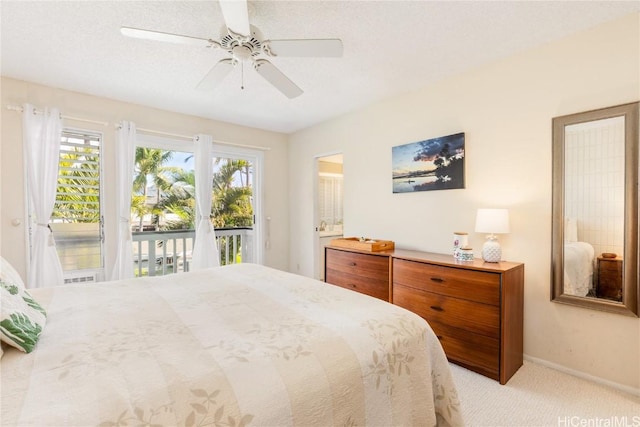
596 256 623 302
324 246 524 384
391 250 524 384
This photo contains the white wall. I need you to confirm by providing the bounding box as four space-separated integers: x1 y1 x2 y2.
0 77 290 278
289 14 640 391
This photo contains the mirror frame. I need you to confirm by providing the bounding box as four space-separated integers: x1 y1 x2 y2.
552 101 639 317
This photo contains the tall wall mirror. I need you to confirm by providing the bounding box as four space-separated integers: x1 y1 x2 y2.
552 102 639 317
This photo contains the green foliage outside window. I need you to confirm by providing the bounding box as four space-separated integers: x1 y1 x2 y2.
53 148 101 223
132 148 253 231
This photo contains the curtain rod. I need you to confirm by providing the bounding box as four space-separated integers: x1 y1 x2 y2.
7 104 271 152
124 124 271 151
214 138 271 152
6 105 109 127
132 126 193 141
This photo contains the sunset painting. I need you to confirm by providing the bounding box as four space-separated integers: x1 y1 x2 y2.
392 132 465 193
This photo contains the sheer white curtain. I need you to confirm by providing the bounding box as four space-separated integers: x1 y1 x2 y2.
191 134 220 269
23 103 64 288
110 121 136 280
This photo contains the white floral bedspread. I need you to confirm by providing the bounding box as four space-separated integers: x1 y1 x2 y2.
1 263 463 426
564 241 595 297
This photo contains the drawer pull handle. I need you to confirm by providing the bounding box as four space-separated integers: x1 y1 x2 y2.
430 277 444 283
349 262 357 266
349 284 357 288
430 305 444 312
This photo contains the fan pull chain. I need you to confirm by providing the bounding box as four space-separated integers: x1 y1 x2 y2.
241 61 245 90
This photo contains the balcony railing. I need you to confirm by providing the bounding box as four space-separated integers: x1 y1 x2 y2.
131 227 253 277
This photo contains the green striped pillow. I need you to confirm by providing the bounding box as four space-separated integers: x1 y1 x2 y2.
0 280 47 353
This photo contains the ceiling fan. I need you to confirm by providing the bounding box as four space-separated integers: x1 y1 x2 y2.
121 0 343 98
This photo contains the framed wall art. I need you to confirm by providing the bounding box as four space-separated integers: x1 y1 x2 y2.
392 132 465 193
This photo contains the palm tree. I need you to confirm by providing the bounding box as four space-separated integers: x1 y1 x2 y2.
132 148 179 228
130 195 151 232
130 152 253 232
157 169 196 230
156 159 253 229
212 159 253 228
54 148 100 223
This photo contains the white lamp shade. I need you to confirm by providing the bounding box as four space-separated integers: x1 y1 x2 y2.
475 208 510 234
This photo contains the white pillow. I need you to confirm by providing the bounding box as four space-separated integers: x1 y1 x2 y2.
0 256 26 290
0 279 47 353
565 217 578 243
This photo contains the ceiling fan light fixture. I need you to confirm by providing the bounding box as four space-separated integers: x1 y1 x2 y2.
232 45 253 61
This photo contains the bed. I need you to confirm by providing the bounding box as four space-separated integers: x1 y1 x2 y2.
564 241 595 297
1 263 463 426
563 218 595 297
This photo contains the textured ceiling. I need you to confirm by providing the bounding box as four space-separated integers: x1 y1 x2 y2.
2 1 638 134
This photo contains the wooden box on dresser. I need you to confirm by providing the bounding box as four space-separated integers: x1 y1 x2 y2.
391 249 524 385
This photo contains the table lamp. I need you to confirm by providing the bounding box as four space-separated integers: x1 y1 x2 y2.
475 208 510 262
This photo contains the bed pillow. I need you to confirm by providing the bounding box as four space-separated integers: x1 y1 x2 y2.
0 256 26 290
565 217 578 243
0 279 47 353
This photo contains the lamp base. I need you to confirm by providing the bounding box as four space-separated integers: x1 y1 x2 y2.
482 236 502 262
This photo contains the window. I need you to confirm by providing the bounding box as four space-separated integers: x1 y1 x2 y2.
211 143 263 266
212 154 256 265
132 146 195 232
131 141 195 276
130 135 264 276
50 129 104 282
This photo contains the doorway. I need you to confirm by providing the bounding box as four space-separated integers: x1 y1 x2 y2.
212 144 264 266
130 135 264 276
314 153 344 280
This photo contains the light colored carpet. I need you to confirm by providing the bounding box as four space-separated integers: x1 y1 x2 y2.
450 360 640 426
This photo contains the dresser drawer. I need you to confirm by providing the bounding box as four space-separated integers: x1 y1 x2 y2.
326 249 389 279
393 284 499 338
428 320 499 380
599 260 622 274
600 263 622 273
325 269 389 300
325 248 390 301
393 258 500 306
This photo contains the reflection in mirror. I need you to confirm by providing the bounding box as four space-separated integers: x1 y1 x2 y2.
552 102 639 317
563 117 625 300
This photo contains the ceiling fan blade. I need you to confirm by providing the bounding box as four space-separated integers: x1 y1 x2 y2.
266 39 343 57
218 0 250 37
254 59 303 99
197 59 235 91
121 26 212 47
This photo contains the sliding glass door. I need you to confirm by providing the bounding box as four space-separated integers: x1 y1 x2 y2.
131 135 263 276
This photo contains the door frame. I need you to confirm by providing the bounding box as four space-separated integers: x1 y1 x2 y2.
313 151 343 280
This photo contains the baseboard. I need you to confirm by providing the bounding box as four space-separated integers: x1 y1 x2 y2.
524 354 640 397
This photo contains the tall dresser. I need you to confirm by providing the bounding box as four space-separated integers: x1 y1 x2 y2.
324 246 524 384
